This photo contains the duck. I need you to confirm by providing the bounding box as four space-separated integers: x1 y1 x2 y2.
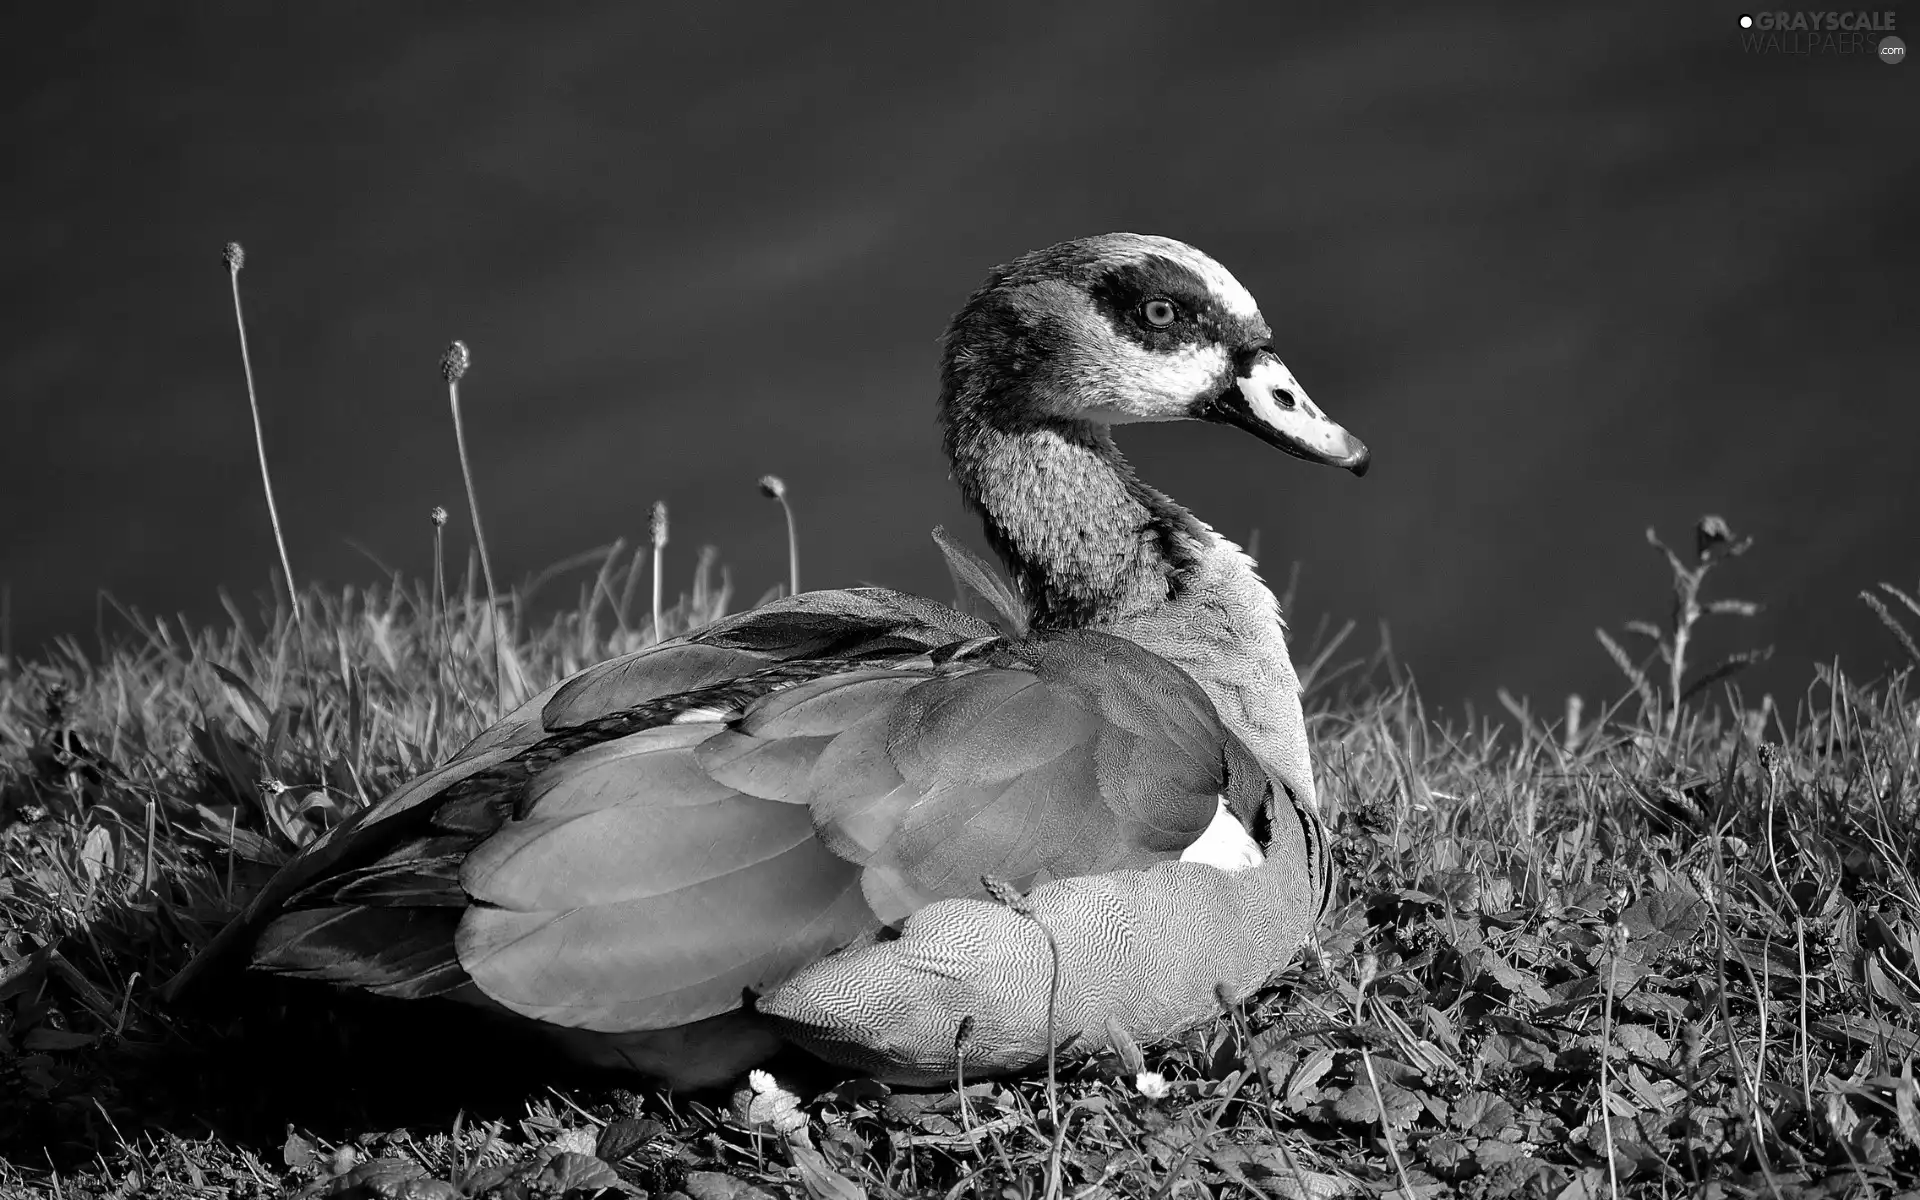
166 233 1369 1088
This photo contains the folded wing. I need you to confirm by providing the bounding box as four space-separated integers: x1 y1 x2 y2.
176 591 1262 1040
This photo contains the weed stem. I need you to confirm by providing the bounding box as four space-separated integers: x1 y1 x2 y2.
440 341 503 710
224 242 301 626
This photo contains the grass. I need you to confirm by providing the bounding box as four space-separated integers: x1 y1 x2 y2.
2 248 1916 1196
0 516 1915 1199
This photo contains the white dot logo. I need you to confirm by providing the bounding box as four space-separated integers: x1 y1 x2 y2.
1881 35 1907 64
1739 13 1754 28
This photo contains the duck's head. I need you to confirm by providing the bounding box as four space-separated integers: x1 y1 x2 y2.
941 233 1369 475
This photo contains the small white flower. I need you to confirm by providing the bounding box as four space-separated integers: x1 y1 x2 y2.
742 1069 811 1146
1134 1071 1171 1100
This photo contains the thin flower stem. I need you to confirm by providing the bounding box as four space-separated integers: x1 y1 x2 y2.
782 497 799 596
1352 960 1415 1200
1795 916 1813 1113
1707 841 1786 1200
224 243 300 625
1360 1047 1414 1199
1600 928 1621 1200
757 476 798 596
441 341 502 710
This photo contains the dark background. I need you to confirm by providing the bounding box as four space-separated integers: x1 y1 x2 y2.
4 3 1915 721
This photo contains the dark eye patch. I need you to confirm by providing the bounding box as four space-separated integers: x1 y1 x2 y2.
1088 255 1232 350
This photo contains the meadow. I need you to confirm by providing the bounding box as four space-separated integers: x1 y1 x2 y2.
0 249 1916 1199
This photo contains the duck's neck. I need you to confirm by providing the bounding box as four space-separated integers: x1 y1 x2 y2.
945 419 1201 629
944 418 1318 807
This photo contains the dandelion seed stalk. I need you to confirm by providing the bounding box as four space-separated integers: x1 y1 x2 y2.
441 340 503 708
758 475 799 596
224 241 300 625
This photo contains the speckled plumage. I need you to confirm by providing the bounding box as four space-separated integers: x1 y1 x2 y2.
761 768 1330 1083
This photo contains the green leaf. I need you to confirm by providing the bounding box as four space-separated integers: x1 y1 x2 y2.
1332 1075 1423 1130
210 663 271 742
265 704 293 770
684 1172 777 1200
1618 990 1687 1020
791 1145 866 1200
532 1151 620 1198
1284 1048 1335 1111
282 1127 316 1170
1209 1146 1349 1199
594 1116 661 1164
1620 889 1706 949
324 1157 425 1198
1470 949 1550 1006
1478 1031 1557 1073
190 722 263 809
1105 1015 1147 1075
1612 1023 1673 1064
80 824 115 882
1896 1058 1920 1148
1474 1139 1524 1170
1450 1091 1517 1138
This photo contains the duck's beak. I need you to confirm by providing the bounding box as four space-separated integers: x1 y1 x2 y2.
1195 349 1370 476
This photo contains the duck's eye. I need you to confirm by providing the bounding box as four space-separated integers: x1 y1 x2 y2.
1141 299 1178 328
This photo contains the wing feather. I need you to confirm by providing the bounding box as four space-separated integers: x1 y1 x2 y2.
461 736 827 910
177 590 1264 1060
328 858 467 907
693 730 840 804
889 671 1097 792
734 671 924 737
516 724 737 817
541 643 771 729
458 833 871 1030
253 905 467 998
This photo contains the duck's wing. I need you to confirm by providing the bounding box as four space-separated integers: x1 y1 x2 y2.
176 607 1256 1037
448 628 1252 1032
162 588 993 1000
